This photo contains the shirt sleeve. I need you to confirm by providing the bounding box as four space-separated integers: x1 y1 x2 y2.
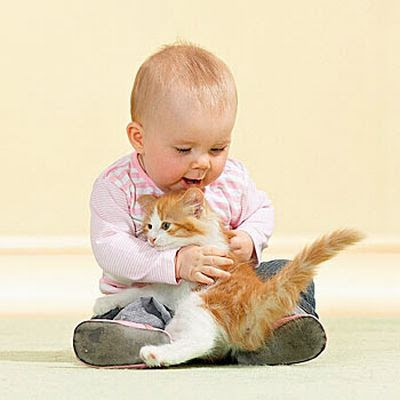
90 176 179 285
232 163 274 263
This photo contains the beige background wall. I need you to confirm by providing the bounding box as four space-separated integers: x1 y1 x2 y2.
1 1 399 245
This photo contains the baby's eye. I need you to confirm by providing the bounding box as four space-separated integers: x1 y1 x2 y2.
161 222 171 231
147 223 152 230
175 147 191 154
210 147 226 154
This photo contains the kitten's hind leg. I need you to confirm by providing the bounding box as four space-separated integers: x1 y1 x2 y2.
93 292 131 316
140 293 225 367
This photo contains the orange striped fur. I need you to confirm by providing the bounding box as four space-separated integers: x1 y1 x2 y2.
203 229 364 350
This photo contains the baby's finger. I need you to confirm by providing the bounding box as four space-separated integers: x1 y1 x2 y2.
202 246 231 257
230 235 243 246
204 255 233 266
229 241 241 250
231 249 247 262
201 266 231 280
194 272 215 285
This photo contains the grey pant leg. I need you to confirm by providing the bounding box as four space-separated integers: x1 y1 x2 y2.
256 259 318 318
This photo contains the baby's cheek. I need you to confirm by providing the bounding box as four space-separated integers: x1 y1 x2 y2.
162 158 186 176
210 157 228 180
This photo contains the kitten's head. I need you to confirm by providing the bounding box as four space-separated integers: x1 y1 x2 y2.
138 187 211 250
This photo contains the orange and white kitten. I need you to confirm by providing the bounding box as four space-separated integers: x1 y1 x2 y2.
93 188 363 367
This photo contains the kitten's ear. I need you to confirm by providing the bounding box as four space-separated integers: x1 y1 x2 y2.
180 188 205 218
138 194 157 214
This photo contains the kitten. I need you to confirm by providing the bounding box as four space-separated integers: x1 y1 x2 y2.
93 187 363 367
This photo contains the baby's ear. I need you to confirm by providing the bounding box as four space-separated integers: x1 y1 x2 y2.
127 122 144 153
138 194 157 214
180 188 205 218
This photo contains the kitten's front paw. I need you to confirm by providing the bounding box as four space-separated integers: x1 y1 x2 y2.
140 346 165 367
93 296 115 317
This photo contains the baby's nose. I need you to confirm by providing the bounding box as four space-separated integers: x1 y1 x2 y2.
192 154 210 169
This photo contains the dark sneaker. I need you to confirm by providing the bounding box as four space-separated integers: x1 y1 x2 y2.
235 313 327 365
73 319 171 368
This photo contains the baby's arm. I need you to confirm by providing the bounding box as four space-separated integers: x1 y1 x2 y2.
90 177 179 286
228 230 255 262
231 163 274 263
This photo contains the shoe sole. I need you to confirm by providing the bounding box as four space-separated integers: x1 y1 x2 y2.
73 319 171 368
235 315 327 365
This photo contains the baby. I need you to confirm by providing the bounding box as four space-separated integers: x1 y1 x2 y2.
73 42 327 367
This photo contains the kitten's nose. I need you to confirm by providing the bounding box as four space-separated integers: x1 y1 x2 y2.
148 237 156 246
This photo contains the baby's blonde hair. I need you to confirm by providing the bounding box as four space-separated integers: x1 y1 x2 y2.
130 42 237 123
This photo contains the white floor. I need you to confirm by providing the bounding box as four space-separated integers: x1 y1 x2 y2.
1 315 399 400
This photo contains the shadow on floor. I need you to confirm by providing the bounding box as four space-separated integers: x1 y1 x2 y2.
0 350 75 363
0 350 246 369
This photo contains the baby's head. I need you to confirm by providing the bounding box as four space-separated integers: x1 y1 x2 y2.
127 42 237 192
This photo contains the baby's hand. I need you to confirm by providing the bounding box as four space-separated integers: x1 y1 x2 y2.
175 245 232 285
229 230 255 262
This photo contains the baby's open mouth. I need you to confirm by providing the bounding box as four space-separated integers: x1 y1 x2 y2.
182 177 203 186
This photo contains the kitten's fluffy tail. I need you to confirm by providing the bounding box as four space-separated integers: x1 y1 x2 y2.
238 229 364 350
267 228 364 301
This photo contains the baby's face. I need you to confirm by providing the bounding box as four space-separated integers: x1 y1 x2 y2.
136 92 235 192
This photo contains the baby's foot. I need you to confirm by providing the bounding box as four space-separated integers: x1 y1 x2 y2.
73 320 170 367
235 313 327 365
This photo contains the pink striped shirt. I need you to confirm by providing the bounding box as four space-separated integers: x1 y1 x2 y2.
91 152 274 294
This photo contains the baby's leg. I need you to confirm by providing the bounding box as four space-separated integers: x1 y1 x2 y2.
256 259 318 317
93 283 190 317
93 286 160 316
235 259 326 365
140 293 224 367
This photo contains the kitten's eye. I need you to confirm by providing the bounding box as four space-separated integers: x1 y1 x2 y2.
161 222 171 231
147 223 152 230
